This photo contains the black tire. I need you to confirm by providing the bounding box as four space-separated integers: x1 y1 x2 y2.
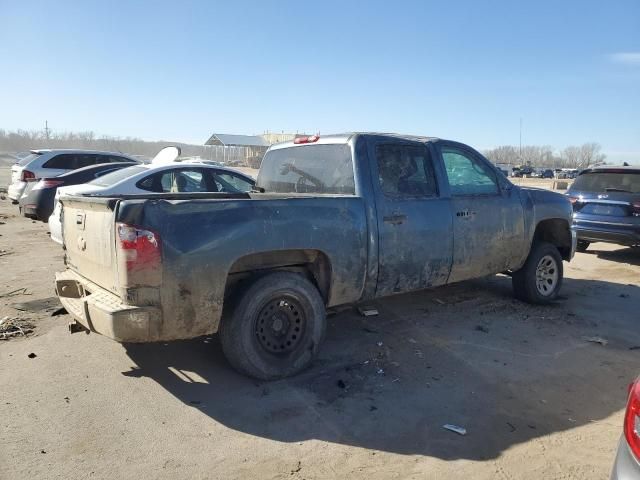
219 272 326 380
512 241 563 304
576 240 590 252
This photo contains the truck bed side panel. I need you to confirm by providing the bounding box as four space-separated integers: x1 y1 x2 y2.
116 196 368 339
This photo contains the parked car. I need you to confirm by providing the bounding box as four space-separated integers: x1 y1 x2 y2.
610 376 640 479
541 169 555 179
566 166 640 251
19 162 137 222
7 149 138 203
55 133 575 380
48 162 255 245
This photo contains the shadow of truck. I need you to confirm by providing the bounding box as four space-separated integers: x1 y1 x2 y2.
122 275 640 460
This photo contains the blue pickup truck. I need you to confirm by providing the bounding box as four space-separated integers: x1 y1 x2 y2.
55 133 576 379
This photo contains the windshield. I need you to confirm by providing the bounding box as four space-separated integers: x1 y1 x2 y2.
570 171 640 194
257 144 355 195
88 165 147 187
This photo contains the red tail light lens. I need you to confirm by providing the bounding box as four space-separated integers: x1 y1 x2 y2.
117 223 162 276
624 379 640 460
294 135 320 144
21 170 36 182
33 179 64 191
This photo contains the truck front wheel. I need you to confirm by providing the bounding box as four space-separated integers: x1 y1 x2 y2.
219 272 326 380
512 241 563 304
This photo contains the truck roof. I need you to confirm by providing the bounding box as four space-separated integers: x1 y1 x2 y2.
268 132 440 150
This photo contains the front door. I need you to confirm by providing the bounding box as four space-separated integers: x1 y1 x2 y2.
437 143 521 283
369 139 453 296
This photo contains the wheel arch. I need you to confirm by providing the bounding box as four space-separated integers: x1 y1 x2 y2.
533 218 573 260
223 249 332 305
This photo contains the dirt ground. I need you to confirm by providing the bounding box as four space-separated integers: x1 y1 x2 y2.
1 189 639 480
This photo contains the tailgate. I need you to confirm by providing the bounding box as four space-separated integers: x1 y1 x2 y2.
61 196 119 294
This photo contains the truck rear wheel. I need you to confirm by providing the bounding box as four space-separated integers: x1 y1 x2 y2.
219 272 326 380
512 241 563 304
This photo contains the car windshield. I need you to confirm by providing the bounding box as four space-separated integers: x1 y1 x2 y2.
570 171 640 194
88 165 147 187
257 144 355 194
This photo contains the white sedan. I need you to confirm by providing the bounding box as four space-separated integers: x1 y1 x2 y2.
48 162 255 244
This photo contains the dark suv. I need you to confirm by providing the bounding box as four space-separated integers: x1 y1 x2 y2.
566 166 640 251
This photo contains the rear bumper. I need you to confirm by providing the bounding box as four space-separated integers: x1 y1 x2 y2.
573 217 640 246
7 182 25 201
610 437 640 479
55 270 162 343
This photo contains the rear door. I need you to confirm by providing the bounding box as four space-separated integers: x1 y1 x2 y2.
437 142 524 282
368 138 453 296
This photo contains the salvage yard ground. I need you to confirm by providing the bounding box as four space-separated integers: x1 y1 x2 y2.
1 185 639 479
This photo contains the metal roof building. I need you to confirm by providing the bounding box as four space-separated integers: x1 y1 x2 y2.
205 133 270 148
204 133 270 167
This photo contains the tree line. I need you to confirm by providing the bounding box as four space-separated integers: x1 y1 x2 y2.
0 129 211 159
483 143 606 169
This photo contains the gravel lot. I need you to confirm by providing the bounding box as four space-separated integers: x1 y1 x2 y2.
1 186 639 480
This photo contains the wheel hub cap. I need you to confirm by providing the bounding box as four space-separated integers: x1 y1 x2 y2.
535 255 559 296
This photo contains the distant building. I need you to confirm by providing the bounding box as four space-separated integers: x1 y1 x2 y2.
261 131 307 145
204 131 306 168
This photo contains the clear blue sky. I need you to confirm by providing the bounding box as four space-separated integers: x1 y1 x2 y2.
1 0 639 163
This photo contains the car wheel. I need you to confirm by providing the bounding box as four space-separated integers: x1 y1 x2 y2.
576 240 590 252
219 272 326 380
512 241 563 304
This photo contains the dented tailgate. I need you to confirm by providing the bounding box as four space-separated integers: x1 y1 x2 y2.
61 196 119 294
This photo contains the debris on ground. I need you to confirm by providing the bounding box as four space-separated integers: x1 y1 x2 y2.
619 293 630 298
336 379 347 389
475 325 490 333
376 368 384 375
27 352 37 358
408 338 417 344
507 422 516 432
433 298 446 305
358 306 379 317
583 336 608 346
376 341 383 347
629 346 640 351
12 297 62 314
0 287 29 298
443 424 467 436
0 317 35 340
0 249 13 257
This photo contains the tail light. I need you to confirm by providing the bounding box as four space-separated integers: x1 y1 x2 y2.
33 179 64 191
116 223 162 279
294 135 320 144
624 379 640 460
21 170 36 182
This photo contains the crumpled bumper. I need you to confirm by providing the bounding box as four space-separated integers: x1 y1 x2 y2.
55 270 162 343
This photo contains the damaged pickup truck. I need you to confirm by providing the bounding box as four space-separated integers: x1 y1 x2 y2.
55 133 576 379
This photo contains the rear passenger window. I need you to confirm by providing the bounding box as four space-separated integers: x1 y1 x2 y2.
75 154 98 168
43 154 77 169
376 144 438 197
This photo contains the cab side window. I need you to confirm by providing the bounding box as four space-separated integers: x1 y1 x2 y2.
376 144 438 197
442 148 498 195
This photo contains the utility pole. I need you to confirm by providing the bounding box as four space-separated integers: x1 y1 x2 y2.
519 117 522 159
44 120 51 140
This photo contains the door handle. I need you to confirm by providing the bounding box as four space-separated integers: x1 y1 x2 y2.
383 214 407 225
